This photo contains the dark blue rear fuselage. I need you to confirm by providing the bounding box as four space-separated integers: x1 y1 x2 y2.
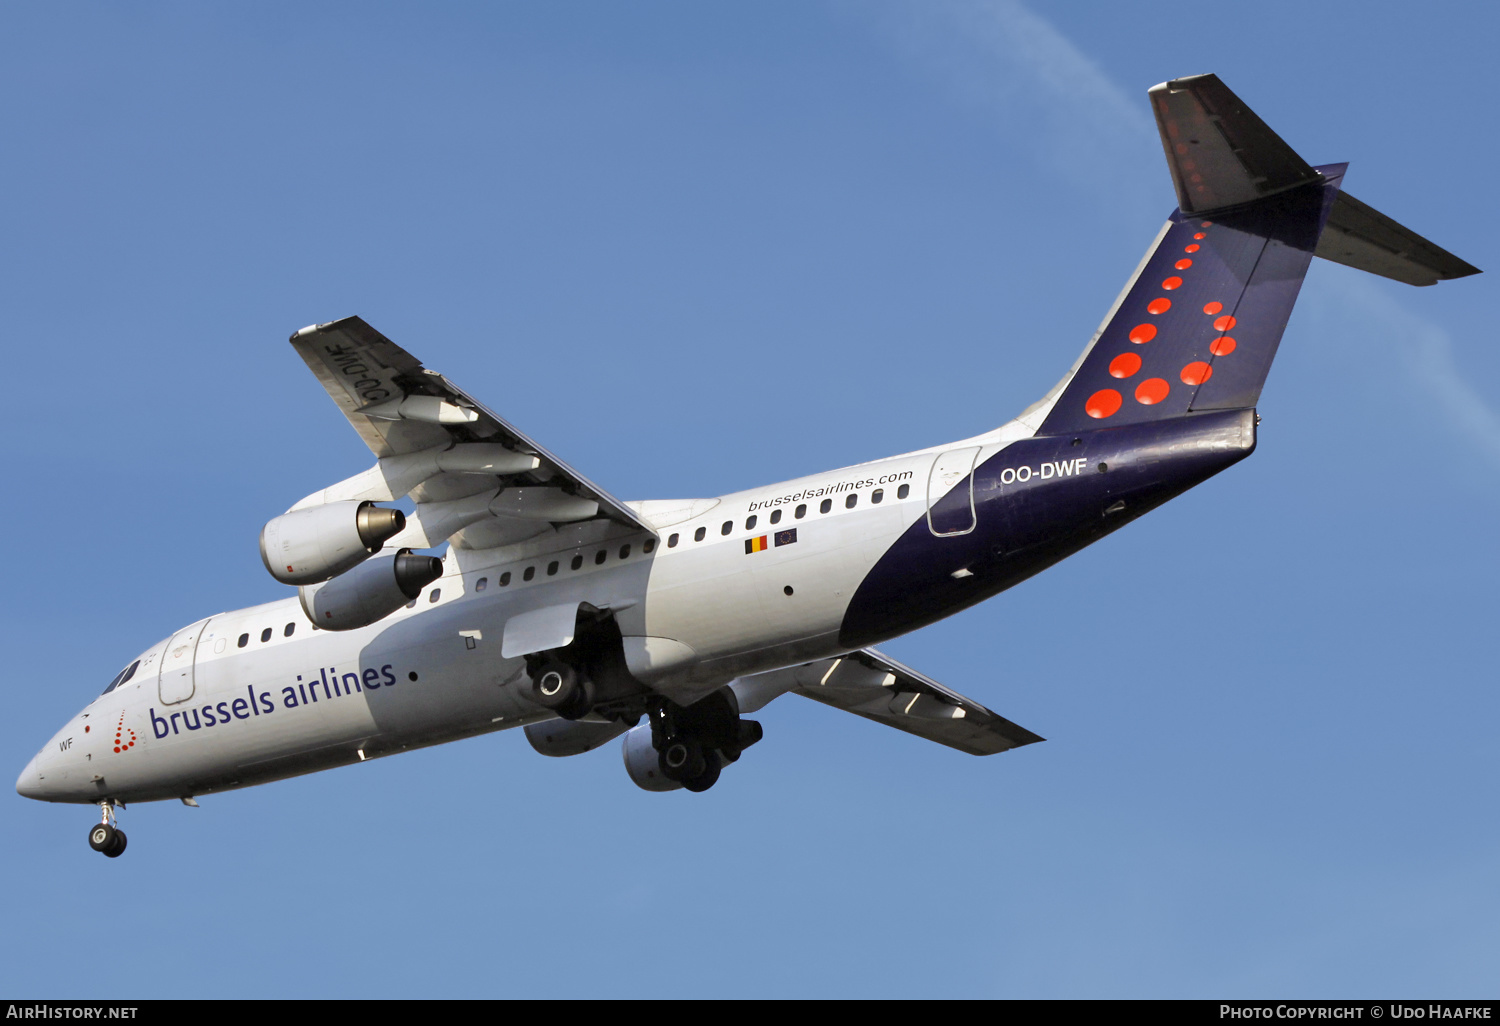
840 408 1257 648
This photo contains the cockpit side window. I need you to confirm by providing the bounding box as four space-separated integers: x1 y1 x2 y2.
102 659 141 696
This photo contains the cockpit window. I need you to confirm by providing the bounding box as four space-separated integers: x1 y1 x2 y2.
102 660 140 696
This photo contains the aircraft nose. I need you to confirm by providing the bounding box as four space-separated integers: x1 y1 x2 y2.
16 754 44 800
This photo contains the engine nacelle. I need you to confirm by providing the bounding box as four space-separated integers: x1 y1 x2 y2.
525 717 633 758
621 723 682 792
260 500 405 585
298 549 443 631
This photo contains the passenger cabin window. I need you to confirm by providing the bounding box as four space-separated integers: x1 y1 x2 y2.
595 550 607 565
261 628 272 643
500 572 512 586
619 544 631 560
745 515 757 531
898 483 910 499
524 566 536 581
284 623 295 637
770 509 782 525
721 521 732 536
820 499 832 514
571 555 584 571
795 504 807 519
476 577 488 592
429 589 441 603
694 527 706 542
846 494 858 509
643 538 656 554
668 533 680 548
547 561 559 576
237 633 249 648
406 599 417 609
871 489 883 504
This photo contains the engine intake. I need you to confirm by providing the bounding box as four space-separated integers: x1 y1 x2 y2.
298 549 443 631
260 500 405 585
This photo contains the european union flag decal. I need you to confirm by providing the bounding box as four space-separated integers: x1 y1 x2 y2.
774 529 797 547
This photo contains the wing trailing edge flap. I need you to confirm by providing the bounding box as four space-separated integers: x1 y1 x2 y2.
287 317 654 551
737 649 1043 756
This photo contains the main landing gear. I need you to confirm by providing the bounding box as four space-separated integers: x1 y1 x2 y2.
88 801 127 858
528 655 593 721
650 690 763 793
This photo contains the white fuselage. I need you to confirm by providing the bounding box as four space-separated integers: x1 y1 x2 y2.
19 437 1010 805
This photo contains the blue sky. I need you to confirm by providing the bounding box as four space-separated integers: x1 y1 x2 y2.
2 1 1495 998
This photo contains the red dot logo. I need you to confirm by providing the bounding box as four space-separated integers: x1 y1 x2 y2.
1200 221 1213 227
1214 315 1238 332
1203 301 1223 316
1175 258 1193 270
1161 276 1183 290
1085 389 1123 419
1147 298 1171 315
1184 244 1200 253
1193 232 1206 240
1209 336 1237 356
1135 378 1170 405
1109 352 1142 378
1180 362 1213 385
112 713 136 754
1129 324 1157 344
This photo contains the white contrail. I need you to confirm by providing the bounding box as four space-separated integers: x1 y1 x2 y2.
852 0 1157 214
1303 271 1500 472
850 0 1498 472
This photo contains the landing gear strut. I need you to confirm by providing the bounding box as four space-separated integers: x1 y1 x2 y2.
88 801 127 858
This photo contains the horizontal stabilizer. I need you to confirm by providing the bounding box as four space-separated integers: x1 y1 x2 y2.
1150 73 1322 215
788 649 1043 756
1315 191 1480 286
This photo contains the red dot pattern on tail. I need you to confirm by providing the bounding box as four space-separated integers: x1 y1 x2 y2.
1085 220 1240 420
1109 353 1142 379
1135 378 1169 405
1180 362 1213 385
1085 389 1122 419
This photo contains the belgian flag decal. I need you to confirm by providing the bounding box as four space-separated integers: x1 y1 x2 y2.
745 535 769 554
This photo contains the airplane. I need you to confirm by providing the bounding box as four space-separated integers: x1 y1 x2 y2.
17 74 1480 858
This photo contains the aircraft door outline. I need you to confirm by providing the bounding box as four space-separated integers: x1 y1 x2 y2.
926 447 980 537
157 618 210 706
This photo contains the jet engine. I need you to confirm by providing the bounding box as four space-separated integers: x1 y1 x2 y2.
525 717 635 758
259 500 405 585
298 549 443 631
621 723 686 792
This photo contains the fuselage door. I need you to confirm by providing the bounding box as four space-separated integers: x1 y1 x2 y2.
157 618 209 706
927 447 980 537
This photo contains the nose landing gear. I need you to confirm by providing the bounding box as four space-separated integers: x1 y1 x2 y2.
87 801 127 858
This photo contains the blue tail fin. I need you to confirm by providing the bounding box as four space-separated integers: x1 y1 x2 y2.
1035 74 1477 438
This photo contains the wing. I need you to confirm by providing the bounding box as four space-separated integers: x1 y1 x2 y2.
737 649 1043 756
288 316 653 552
